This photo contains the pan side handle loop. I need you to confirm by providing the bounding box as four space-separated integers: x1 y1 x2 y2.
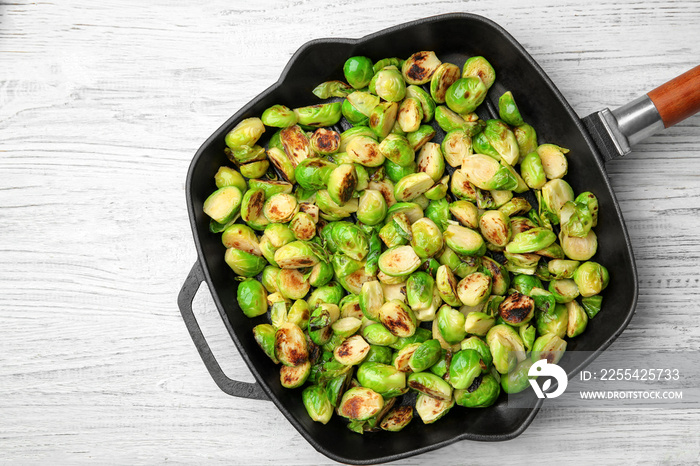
178 261 269 401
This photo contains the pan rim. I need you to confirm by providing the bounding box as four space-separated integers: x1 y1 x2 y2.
184 12 638 464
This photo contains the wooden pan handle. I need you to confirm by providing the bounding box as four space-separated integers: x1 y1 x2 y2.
647 65 700 128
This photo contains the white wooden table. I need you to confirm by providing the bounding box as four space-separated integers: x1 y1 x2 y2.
2 1 700 464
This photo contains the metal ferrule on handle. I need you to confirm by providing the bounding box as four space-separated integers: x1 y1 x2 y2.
600 95 665 156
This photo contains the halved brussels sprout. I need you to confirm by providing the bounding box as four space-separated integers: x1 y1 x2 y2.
253 324 279 363
357 362 407 398
364 344 394 365
406 85 436 122
227 144 266 165
277 268 310 300
457 272 492 307
225 117 265 149
435 265 461 307
415 393 455 424
498 292 535 326
442 129 472 168
372 67 407 102
416 142 445 182
406 125 436 152
280 360 311 389
203 186 243 224
406 271 435 312
445 77 488 114
369 101 399 139
537 144 569 179
280 125 312 167
222 224 261 256
566 300 589 338
360 280 385 321
410 217 443 259
287 299 310 330
535 302 569 339
573 261 610 296
430 62 461 103
261 266 281 293
378 245 422 277
394 172 434 202
547 259 580 279
309 128 340 156
214 166 247 192
576 192 599 227
261 104 297 128
334 335 371 366
380 405 414 432
330 222 369 261
357 189 388 226
383 158 416 184
402 51 441 85
408 339 442 372
531 333 567 364
444 224 486 257
289 212 316 241
478 119 519 166
454 373 500 408
506 228 557 254
397 97 423 133
462 56 496 89
274 241 319 269
378 134 415 167
249 179 294 197
327 164 357 206
448 200 477 229
561 230 598 261
312 80 353 99
379 300 418 337
463 311 495 337
435 105 480 133
408 371 453 402
344 56 374 89
346 135 385 167
424 175 449 201
462 154 518 191
436 305 467 343
363 322 399 347
480 256 510 296
338 387 384 421
450 169 478 202
339 126 378 152
479 210 512 248
498 91 524 126
225 248 267 277
261 193 297 224
486 324 526 374
274 322 308 367
392 342 420 372
548 279 580 303
511 122 536 157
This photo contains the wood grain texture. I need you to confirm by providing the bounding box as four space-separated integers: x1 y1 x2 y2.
1 0 699 464
648 65 700 127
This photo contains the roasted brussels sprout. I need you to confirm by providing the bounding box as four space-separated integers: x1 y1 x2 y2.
430 62 461 103
445 77 488 114
402 51 441 85
462 56 496 89
436 305 467 344
372 67 407 102
573 261 609 296
454 373 500 408
486 324 525 374
406 84 436 122
415 393 454 424
344 56 374 89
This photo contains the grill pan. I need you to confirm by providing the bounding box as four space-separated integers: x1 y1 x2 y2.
178 13 700 464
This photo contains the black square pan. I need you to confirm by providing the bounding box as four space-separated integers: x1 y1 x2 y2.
178 13 638 464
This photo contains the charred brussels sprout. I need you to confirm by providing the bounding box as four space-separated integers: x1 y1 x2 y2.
394 172 434 202
430 62 461 104
410 217 443 259
380 405 414 432
379 134 415 167
379 300 418 338
566 300 588 338
457 272 492 307
445 77 488 114
338 387 384 421
548 279 580 303
310 128 340 155
347 135 385 167
369 101 399 139
402 51 441 85
479 210 512 248
408 371 453 402
498 292 535 326
225 248 266 277
415 393 454 424
327 164 357 206
378 245 421 277
462 56 496 89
